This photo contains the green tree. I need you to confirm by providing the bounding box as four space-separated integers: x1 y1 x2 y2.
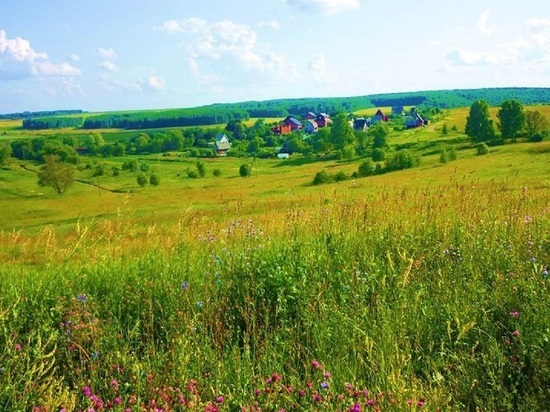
497 99 524 141
330 113 356 151
441 124 448 135
369 123 390 149
0 142 12 165
524 110 549 140
136 173 147 187
312 170 332 185
358 159 375 177
196 161 206 178
476 142 489 155
386 150 420 171
239 163 251 177
150 174 160 186
37 155 75 194
465 100 495 143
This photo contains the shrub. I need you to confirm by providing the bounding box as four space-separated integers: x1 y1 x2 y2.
312 170 332 185
358 159 375 177
213 169 222 177
136 173 147 187
529 132 545 142
439 149 449 164
372 148 386 162
448 147 458 161
476 142 489 155
196 161 206 178
187 170 199 179
386 149 421 171
334 170 349 182
239 163 251 177
150 174 160 186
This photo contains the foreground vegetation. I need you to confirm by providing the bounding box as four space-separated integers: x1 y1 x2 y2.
0 175 549 411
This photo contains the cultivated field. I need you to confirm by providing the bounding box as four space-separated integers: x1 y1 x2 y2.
0 106 549 411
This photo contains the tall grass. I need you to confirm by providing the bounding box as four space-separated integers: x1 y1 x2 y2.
0 180 549 411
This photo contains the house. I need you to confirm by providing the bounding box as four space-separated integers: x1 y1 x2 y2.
404 108 425 129
316 113 331 127
371 109 389 124
353 118 369 132
305 111 316 120
214 133 231 155
391 106 404 116
282 116 303 131
277 153 290 159
271 123 292 135
303 119 318 134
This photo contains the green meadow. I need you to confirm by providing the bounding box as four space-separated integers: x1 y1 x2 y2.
0 106 549 411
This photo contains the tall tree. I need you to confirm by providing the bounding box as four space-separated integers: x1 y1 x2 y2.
369 123 390 149
465 100 495 143
497 99 524 141
37 155 75 194
330 113 356 152
0 142 12 165
524 110 549 139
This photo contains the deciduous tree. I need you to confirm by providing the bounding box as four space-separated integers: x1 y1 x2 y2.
497 99 524 141
465 100 495 143
524 110 549 140
37 155 75 194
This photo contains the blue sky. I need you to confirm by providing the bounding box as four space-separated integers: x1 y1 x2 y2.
1 0 549 113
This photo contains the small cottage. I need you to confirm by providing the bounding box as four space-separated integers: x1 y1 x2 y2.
214 133 231 155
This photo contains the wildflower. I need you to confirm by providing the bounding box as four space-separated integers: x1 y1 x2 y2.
254 389 261 397
510 311 519 317
113 397 121 405
215 396 224 404
417 398 426 407
83 386 92 397
349 403 361 412
181 281 189 290
271 372 281 382
407 398 413 406
324 372 331 379
197 301 203 307
111 379 119 390
92 352 99 360
15 343 21 352
512 330 521 337
543 267 549 278
77 294 88 303
311 360 320 369
367 398 375 406
320 382 329 389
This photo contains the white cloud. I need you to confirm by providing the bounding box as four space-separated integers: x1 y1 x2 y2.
98 61 119 71
258 20 280 30
307 53 331 82
69 53 81 61
286 0 360 15
526 17 550 30
98 47 117 60
157 17 300 87
446 47 501 66
147 75 165 90
476 9 494 36
0 29 81 79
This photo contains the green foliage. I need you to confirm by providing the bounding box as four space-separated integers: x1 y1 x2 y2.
239 163 251 177
497 99 525 141
357 159 375 177
465 100 495 143
213 168 222 177
372 148 386 162
312 169 333 185
386 149 421 171
477 142 490 155
441 124 448 135
330 113 356 151
136 173 147 186
440 149 449 164
196 161 206 178
334 170 349 182
0 142 12 165
524 110 549 140
369 122 390 149
37 155 75 194
122 159 138 172
149 174 160 186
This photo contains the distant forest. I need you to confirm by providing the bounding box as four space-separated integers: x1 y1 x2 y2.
16 87 550 131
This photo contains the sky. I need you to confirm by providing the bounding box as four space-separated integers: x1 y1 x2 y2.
0 0 549 114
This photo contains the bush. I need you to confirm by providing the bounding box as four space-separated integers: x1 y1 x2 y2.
476 142 489 155
386 149 421 171
312 170 332 185
239 163 251 177
448 147 458 161
334 170 349 182
439 149 449 164
372 148 386 162
196 161 206 178
187 170 198 179
529 132 545 142
358 159 375 177
213 169 222 177
136 173 147 187
150 174 160 186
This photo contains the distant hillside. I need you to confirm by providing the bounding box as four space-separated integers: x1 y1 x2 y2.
18 87 550 130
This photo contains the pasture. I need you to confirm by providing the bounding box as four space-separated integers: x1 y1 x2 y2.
0 106 549 411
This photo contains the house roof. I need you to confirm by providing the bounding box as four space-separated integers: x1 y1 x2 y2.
215 133 229 142
215 141 231 151
283 116 302 126
374 109 385 117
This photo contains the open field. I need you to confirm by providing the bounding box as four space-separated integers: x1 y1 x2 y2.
0 105 549 411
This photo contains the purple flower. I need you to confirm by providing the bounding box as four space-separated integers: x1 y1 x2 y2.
311 360 320 369
215 396 224 404
417 398 426 407
77 294 87 303
510 311 520 317
512 330 521 337
82 386 92 397
181 281 189 290
320 381 329 389
349 403 361 412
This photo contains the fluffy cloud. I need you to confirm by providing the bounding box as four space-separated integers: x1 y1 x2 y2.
446 47 502 66
98 61 119 71
98 47 117 60
147 75 165 90
258 20 280 30
476 9 494 36
0 29 81 79
157 17 300 86
286 0 360 15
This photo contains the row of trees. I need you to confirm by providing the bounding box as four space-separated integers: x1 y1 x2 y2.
465 99 548 143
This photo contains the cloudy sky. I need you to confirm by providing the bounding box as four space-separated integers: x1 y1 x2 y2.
1 0 549 113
